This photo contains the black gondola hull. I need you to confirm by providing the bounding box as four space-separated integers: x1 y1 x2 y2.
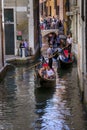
58 55 74 69
38 73 56 87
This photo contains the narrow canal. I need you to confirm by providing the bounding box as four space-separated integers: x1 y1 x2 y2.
0 35 87 130
0 63 87 130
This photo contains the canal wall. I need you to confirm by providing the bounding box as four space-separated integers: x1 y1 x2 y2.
72 43 87 111
77 68 87 112
0 64 14 82
84 77 87 111
6 48 40 65
0 47 40 82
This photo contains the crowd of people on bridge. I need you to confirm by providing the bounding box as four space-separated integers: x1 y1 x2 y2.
40 16 64 31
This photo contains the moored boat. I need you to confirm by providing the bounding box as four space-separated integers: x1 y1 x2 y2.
58 49 74 68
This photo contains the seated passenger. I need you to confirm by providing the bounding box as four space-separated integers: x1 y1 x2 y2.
46 66 55 79
39 63 48 78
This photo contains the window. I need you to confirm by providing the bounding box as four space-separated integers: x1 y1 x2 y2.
56 6 59 15
73 0 77 6
4 9 14 22
54 0 57 9
81 0 84 21
49 6 51 16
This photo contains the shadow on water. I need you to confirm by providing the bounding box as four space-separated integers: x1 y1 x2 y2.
0 68 18 130
34 87 55 103
57 62 77 78
57 66 72 78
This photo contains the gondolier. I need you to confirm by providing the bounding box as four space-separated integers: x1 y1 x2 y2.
47 44 53 68
66 34 73 59
66 34 73 53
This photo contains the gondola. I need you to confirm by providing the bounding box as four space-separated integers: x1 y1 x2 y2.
37 71 56 87
58 49 74 68
35 63 56 87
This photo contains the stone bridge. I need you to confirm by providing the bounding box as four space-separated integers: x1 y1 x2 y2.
41 29 58 37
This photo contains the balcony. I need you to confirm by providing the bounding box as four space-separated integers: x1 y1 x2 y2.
66 11 73 16
71 5 79 11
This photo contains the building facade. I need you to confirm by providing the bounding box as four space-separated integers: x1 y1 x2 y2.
2 0 40 56
40 0 64 20
0 1 2 67
63 0 68 34
85 0 87 108
66 0 87 108
78 0 87 108
0 0 4 67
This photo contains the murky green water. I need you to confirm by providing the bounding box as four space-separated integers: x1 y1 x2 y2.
0 63 87 130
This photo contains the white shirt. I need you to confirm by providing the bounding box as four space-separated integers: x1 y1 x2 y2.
47 47 53 58
46 69 54 77
67 37 73 45
47 47 53 55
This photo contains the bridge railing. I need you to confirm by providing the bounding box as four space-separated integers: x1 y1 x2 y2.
41 29 58 37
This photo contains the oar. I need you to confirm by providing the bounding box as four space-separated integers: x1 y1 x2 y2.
62 44 69 50
49 50 59 59
27 61 42 70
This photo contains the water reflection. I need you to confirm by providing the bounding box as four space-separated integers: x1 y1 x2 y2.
34 86 71 130
0 70 17 130
0 65 87 130
34 87 55 129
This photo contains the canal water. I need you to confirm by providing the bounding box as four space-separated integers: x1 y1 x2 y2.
0 63 87 130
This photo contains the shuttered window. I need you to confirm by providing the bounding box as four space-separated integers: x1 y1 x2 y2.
81 0 84 21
